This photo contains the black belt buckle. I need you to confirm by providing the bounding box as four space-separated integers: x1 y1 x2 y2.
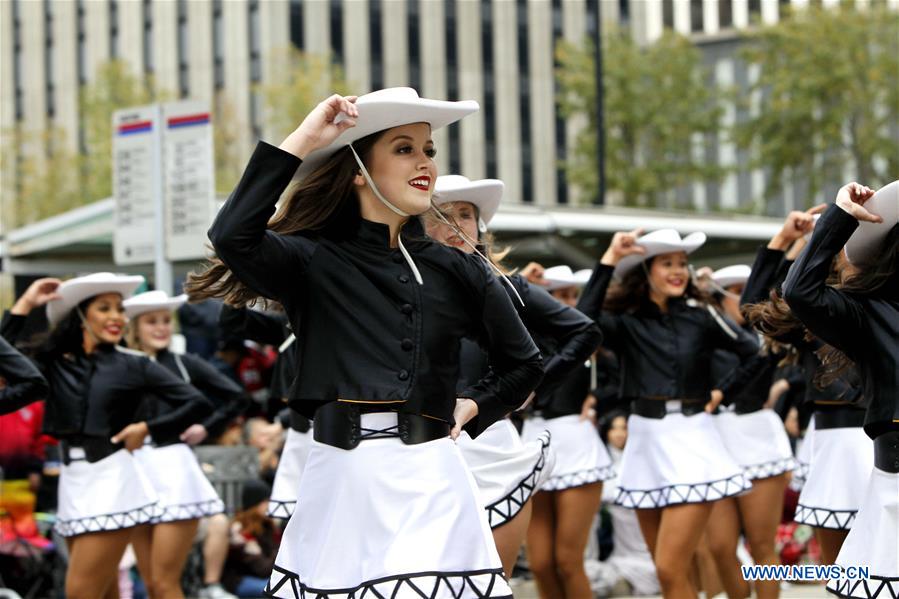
398 413 451 445
874 431 899 474
633 398 705 419
289 410 312 433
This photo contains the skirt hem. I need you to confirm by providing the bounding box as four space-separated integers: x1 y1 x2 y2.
794 503 857 530
265 565 512 599
542 465 616 492
153 498 225 523
267 499 296 520
54 501 159 537
744 457 797 481
615 472 751 509
486 431 551 529
826 576 899 598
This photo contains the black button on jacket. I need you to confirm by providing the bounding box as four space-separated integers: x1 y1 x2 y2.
147 349 251 443
577 264 759 401
456 273 602 405
208 142 544 437
0 333 49 415
0 312 213 441
783 204 899 439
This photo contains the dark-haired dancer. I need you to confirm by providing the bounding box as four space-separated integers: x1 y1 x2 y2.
187 89 543 598
783 181 899 598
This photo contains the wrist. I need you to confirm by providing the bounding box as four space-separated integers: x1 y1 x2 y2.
10 297 34 316
767 234 792 251
600 250 619 266
279 130 316 160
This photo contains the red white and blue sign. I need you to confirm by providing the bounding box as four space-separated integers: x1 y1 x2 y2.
167 113 210 129
117 120 153 136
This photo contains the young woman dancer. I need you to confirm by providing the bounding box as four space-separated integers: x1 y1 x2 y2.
186 89 543 598
742 210 871 566
575 229 759 598
425 174 602 576
122 290 249 599
783 181 898 598
513 264 615 599
0 331 48 414
1 274 211 599
700 261 796 599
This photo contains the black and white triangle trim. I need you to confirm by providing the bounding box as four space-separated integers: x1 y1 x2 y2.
267 499 296 520
615 473 752 508
265 565 512 599
794 503 857 530
486 431 551 529
541 463 616 492
827 574 899 598
54 501 159 537
742 456 797 481
152 498 225 523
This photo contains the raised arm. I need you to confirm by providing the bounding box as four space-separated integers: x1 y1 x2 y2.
219 304 290 346
783 184 877 357
180 353 252 442
0 335 48 415
458 262 544 438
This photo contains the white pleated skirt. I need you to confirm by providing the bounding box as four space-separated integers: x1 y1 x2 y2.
616 413 751 509
521 414 615 491
790 419 816 492
268 428 314 519
456 418 554 529
795 426 874 530
826 467 899 598
55 448 159 537
133 443 224 523
715 409 796 480
266 413 512 599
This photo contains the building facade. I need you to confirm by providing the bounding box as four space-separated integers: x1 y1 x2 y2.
2 0 894 236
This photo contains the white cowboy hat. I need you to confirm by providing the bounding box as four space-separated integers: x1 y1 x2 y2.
123 291 188 319
47 273 145 326
295 88 479 181
844 180 899 266
542 265 591 291
432 175 504 233
711 265 751 289
614 229 707 277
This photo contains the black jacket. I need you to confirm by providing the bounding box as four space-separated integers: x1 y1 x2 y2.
0 334 49 415
149 349 251 442
577 263 759 401
1 312 212 440
456 274 602 400
783 204 899 439
208 142 543 436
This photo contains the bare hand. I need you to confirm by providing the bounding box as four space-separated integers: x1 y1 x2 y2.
451 398 479 440
580 395 598 425
705 389 725 413
180 423 209 445
280 94 359 159
111 421 150 452
769 205 827 250
519 262 547 286
835 182 880 223
12 278 62 315
601 229 646 266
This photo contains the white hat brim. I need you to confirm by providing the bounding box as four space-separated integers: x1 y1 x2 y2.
294 89 479 181
432 177 504 227
47 274 145 326
844 181 899 266
711 264 751 289
123 293 188 319
614 231 707 277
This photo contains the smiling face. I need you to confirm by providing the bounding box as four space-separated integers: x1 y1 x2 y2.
82 293 127 346
647 251 690 299
356 122 437 216
135 309 174 352
424 200 479 254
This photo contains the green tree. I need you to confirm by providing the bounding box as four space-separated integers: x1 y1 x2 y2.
257 47 351 142
733 4 899 202
556 30 723 208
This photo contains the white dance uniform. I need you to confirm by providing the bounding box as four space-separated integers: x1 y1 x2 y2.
521 414 615 491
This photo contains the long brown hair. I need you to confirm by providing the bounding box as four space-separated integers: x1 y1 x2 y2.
185 131 386 306
603 256 712 314
816 224 899 383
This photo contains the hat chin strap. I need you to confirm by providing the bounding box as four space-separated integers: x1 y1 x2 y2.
349 144 423 285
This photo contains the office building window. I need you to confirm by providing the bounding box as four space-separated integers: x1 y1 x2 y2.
289 0 303 50
370 0 383 90
330 0 343 63
178 0 189 97
482 0 496 178
445 0 460 174
110 0 119 59
552 0 567 204
45 0 54 118
663 0 674 29
249 0 261 83
408 0 421 92
517 0 532 203
143 0 153 73
13 0 23 121
213 0 223 88
690 0 703 32
719 0 733 29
